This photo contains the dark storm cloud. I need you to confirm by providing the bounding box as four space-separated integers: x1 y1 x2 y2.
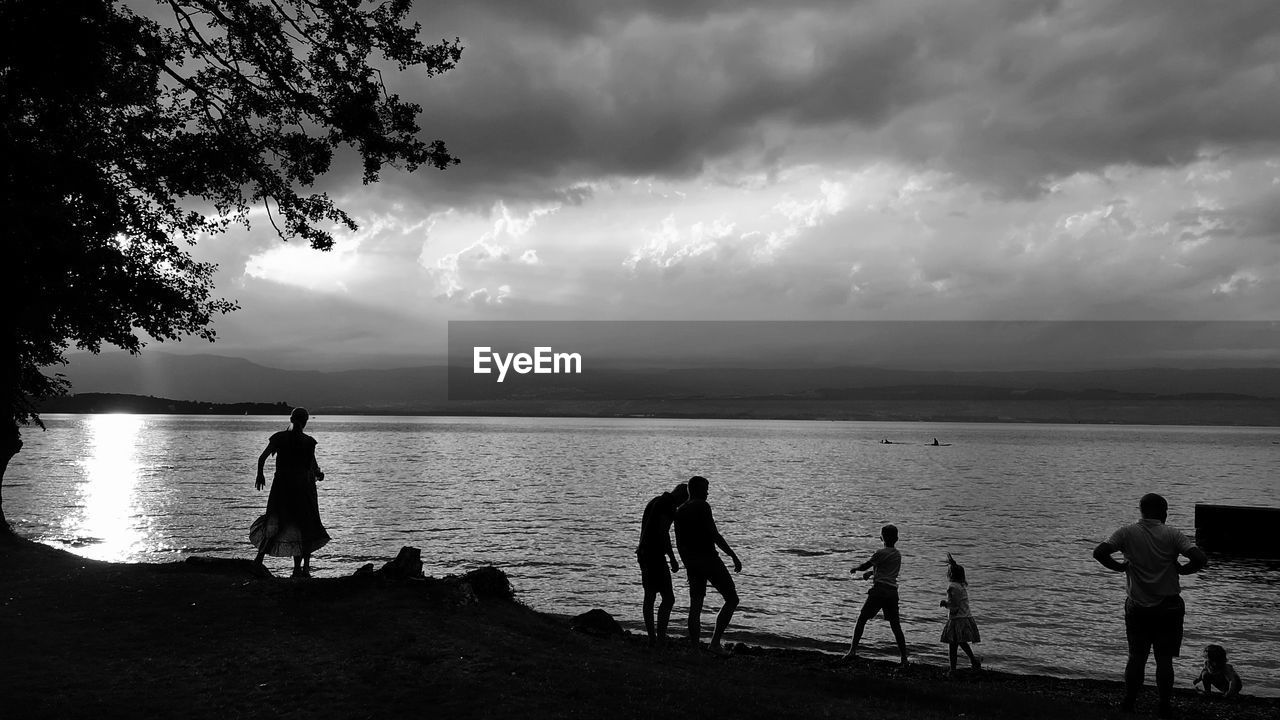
920 1 1280 193
376 0 1280 206
400 0 934 205
122 0 1280 209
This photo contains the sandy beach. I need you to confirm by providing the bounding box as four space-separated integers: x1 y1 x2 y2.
1 537 1274 720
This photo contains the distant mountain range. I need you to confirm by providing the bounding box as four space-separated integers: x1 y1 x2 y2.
49 351 1280 425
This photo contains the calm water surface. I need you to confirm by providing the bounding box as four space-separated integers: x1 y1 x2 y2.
8 415 1279 695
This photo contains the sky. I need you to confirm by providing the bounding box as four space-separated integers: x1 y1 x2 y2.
124 0 1280 369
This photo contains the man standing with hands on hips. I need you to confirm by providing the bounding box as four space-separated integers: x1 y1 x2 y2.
1094 493 1207 718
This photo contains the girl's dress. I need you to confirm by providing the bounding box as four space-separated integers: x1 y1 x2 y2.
249 430 330 557
940 581 981 644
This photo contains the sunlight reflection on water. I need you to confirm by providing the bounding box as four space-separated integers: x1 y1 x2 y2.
67 414 146 560
9 415 1280 695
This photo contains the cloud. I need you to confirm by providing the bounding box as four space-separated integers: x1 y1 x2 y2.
374 0 1280 206
137 0 1280 209
133 1 1280 366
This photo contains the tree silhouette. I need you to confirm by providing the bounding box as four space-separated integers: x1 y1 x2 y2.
0 0 461 536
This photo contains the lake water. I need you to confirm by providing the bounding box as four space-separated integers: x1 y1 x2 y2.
7 415 1279 695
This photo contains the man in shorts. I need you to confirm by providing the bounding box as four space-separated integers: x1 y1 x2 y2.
636 482 689 646
1094 493 1207 717
841 524 909 666
674 475 742 655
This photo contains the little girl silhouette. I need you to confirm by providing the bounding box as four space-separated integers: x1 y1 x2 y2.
939 553 982 672
1193 644 1242 698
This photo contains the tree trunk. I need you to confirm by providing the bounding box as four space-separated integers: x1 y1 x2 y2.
0 418 21 541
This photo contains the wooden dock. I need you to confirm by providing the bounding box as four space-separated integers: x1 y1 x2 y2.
1194 504 1280 558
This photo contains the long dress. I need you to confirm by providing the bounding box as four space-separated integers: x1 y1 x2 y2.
249 430 330 557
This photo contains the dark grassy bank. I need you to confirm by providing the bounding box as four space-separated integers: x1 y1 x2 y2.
1 539 1275 719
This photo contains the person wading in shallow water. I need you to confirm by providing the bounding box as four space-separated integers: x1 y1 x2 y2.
1094 493 1207 718
636 481 690 647
674 475 742 656
250 407 330 577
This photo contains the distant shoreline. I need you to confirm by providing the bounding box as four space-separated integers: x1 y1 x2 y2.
35 391 1280 427
36 393 292 416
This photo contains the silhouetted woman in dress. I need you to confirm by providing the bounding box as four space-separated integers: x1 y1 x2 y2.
251 407 330 577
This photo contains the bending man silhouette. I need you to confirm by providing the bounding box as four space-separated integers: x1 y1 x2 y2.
636 482 690 646
674 475 742 655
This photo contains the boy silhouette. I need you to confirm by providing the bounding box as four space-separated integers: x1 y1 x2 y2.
841 524 909 666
